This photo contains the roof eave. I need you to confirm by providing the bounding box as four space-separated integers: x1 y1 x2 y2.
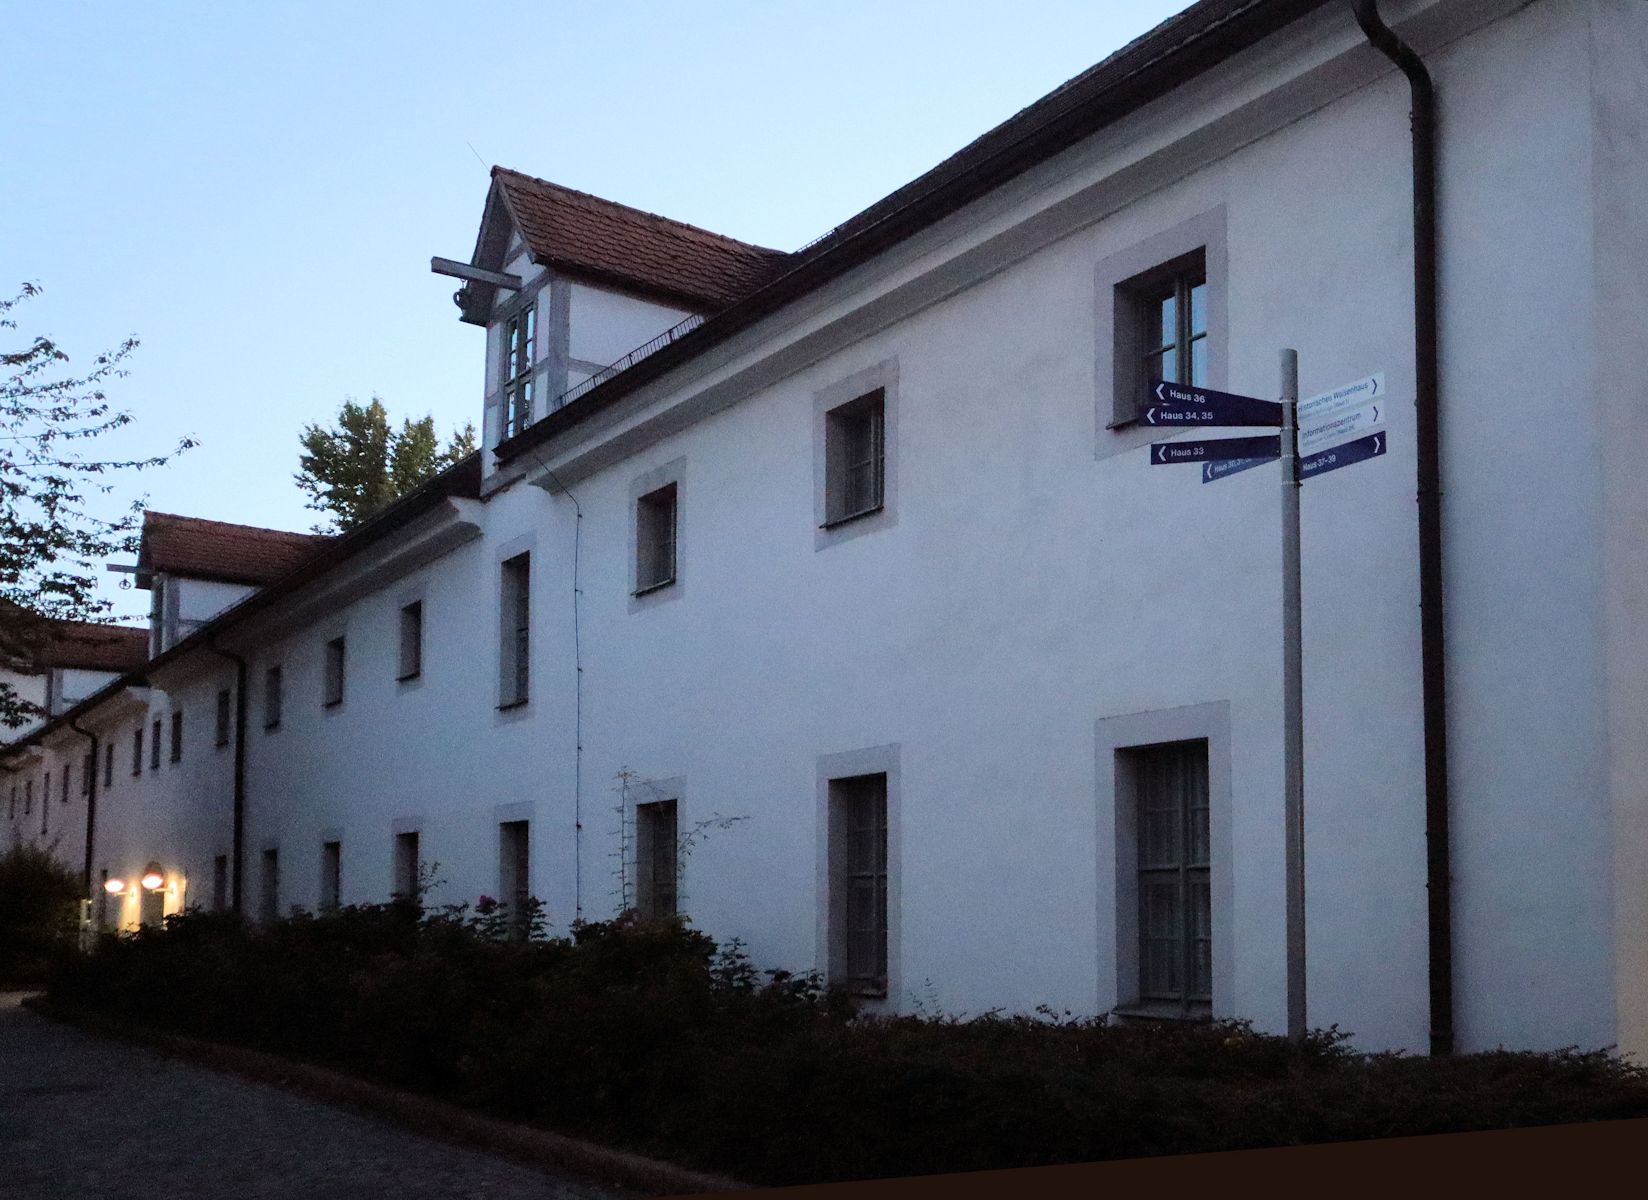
494 0 1331 464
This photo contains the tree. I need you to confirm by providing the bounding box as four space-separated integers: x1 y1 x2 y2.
1 282 193 729
295 396 475 532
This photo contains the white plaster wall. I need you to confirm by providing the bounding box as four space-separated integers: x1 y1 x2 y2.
0 668 47 744
54 0 1648 1060
567 282 694 370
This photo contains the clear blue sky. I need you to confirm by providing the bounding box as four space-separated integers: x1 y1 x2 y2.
4 1 1188 617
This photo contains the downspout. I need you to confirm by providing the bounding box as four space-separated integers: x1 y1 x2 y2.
1349 0 1451 1056
208 639 250 915
67 714 99 899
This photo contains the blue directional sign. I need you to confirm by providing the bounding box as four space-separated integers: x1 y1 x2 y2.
1144 380 1284 428
1203 455 1277 484
1298 431 1387 479
1152 435 1281 465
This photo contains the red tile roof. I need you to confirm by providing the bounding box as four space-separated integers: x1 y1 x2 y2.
492 167 790 310
138 512 331 587
36 620 150 674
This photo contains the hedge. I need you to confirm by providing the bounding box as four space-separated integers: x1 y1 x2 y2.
48 900 1648 1185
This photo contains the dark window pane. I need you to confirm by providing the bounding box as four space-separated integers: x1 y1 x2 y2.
1158 292 1178 349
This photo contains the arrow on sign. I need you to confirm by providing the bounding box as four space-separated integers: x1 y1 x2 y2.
1152 435 1282 465
1298 431 1387 479
1144 381 1284 427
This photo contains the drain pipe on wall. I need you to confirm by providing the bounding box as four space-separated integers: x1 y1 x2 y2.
1349 0 1452 1056
208 639 250 915
68 715 99 899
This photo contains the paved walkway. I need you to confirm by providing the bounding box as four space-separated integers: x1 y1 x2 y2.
0 994 625 1200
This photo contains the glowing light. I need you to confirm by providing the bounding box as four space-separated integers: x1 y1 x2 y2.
141 861 165 891
103 878 126 895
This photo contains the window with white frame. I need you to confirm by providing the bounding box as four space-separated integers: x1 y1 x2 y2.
1129 741 1211 1014
823 389 885 526
1107 244 1212 428
830 773 888 997
499 553 530 708
634 483 678 595
634 800 678 920
398 601 423 681
323 636 346 707
502 304 536 439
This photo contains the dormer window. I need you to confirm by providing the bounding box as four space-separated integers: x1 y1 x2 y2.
503 304 536 439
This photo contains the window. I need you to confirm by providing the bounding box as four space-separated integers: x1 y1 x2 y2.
1139 265 1208 394
830 774 888 996
61 765 70 803
24 779 33 815
131 727 142 776
323 637 345 707
398 601 423 681
392 831 420 901
149 719 161 770
170 710 183 763
260 848 280 923
634 484 678 594
502 304 536 439
81 752 92 796
7 786 14 821
103 742 113 787
499 553 530 708
823 389 885 526
212 855 228 913
321 840 342 911
1102 231 1218 429
1130 742 1211 1014
215 688 232 747
635 801 678 920
40 773 48 834
264 665 283 730
498 820 530 932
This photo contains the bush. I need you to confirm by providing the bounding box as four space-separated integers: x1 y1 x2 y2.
0 842 83 985
47 900 1648 1185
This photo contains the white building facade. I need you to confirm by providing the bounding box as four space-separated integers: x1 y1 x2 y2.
6 0 1648 1060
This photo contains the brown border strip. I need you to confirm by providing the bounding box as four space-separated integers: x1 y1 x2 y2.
24 997 747 1197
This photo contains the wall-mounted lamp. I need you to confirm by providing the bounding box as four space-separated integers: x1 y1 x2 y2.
140 862 165 891
103 878 127 895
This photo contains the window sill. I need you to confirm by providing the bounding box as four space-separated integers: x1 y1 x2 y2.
396 672 422 684
497 698 529 713
631 578 676 598
819 503 884 531
1111 1001 1213 1024
1104 415 1139 431
263 723 281 733
323 699 343 710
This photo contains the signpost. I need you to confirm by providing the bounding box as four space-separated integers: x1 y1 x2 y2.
1151 435 1280 465
1143 381 1285 428
1143 362 1389 1044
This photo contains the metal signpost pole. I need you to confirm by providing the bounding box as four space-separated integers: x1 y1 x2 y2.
1280 348 1306 1043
